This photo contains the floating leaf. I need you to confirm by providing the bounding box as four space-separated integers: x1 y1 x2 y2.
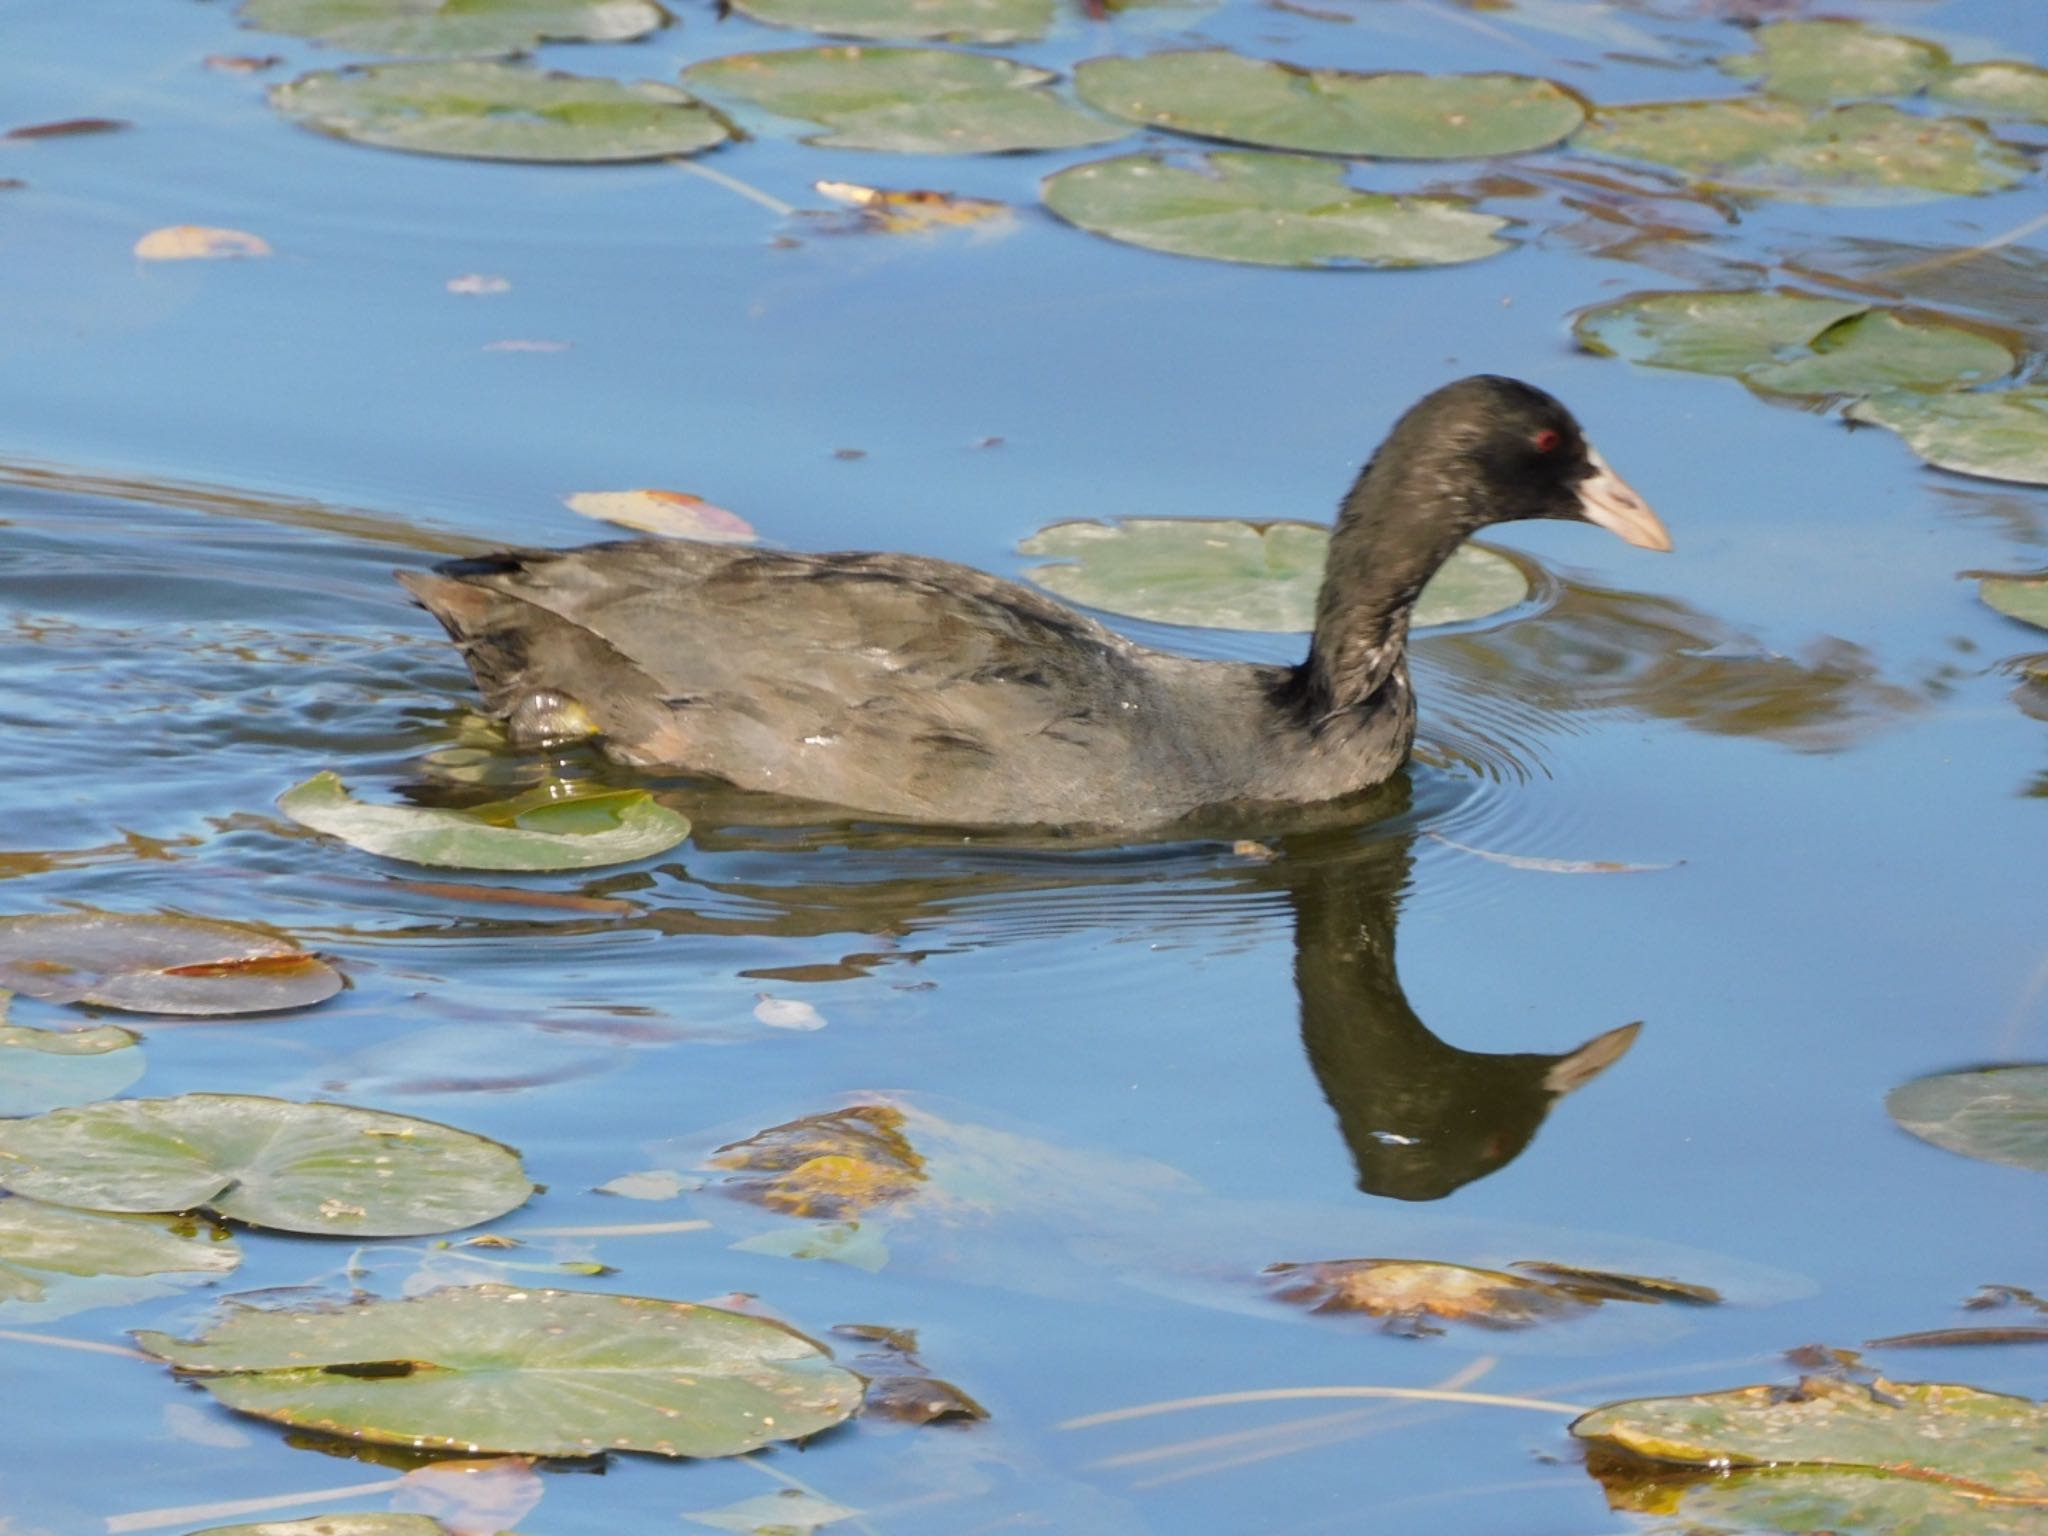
1018 519 1528 631
754 995 827 1031
279 773 691 871
813 180 1011 234
1866 1326 2048 1349
1720 19 1947 104
728 0 1051 44
1574 1374 2048 1510
1847 390 2048 486
272 60 731 162
832 1324 988 1423
1981 574 2048 632
134 1284 864 1458
682 47 1124 154
0 1021 143 1116
687 1490 861 1534
0 913 341 1016
1510 1260 1721 1305
596 1169 695 1200
1265 1258 1595 1332
134 226 272 260
1072 51 1584 158
732 1220 892 1272
7 117 131 140
564 490 758 542
1886 1065 2048 1174
0 1196 238 1305
1574 99 2029 203
238 0 668 54
1574 289 2013 398
1931 62 2048 123
0 1093 535 1236
712 1105 926 1218
1041 151 1511 269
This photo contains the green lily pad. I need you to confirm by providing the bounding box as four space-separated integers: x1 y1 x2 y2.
1072 50 1584 158
1574 290 2014 397
272 60 732 162
727 0 1051 45
238 0 669 55
1846 389 2048 485
1887 1065 2048 1173
0 913 342 1016
681 47 1125 154
279 772 691 871
134 1283 865 1458
1041 151 1511 269
1931 62 2048 123
0 1022 142 1117
1018 519 1529 631
1574 1374 2048 1502
195 1521 448 1536
1720 20 1948 104
0 1093 535 1236
1574 99 2030 203
0 1196 238 1306
1980 574 2048 632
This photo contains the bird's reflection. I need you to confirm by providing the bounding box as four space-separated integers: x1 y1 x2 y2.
361 764 1640 1203
1261 798 1639 1200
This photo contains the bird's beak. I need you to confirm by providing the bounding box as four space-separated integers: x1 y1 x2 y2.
1576 447 1672 552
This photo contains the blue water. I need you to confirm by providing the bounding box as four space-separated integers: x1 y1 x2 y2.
3 0 2046 1530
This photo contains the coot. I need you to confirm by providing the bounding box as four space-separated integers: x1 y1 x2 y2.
402 376 1668 828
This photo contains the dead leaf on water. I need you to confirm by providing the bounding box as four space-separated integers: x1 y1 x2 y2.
134 225 272 260
1264 1257 1595 1335
1865 1326 2048 1348
712 1104 926 1218
1427 831 1682 874
832 1323 990 1425
206 54 284 74
7 118 130 140
813 180 1012 235
564 489 758 543
1511 1260 1723 1305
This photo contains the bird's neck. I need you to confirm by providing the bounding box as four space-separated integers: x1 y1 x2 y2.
1296 446 1475 720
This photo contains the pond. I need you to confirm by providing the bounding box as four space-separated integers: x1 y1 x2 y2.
4 0 2047 1531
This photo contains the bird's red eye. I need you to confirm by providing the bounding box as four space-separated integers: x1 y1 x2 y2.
1532 429 1562 454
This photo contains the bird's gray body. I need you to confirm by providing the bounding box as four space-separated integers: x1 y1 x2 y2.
402 541 1416 829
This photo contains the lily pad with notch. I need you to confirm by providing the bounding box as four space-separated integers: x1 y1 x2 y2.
0 913 341 1017
271 60 732 162
1573 99 2030 203
1886 1064 2048 1173
1847 390 2048 486
133 1283 864 1458
279 773 691 871
681 47 1125 154
726 0 1053 45
1573 288 2015 398
1018 518 1529 631
0 1093 536 1236
1072 50 1584 158
1041 150 1511 269
238 0 669 55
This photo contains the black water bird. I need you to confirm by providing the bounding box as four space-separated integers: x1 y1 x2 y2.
401 377 1669 829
